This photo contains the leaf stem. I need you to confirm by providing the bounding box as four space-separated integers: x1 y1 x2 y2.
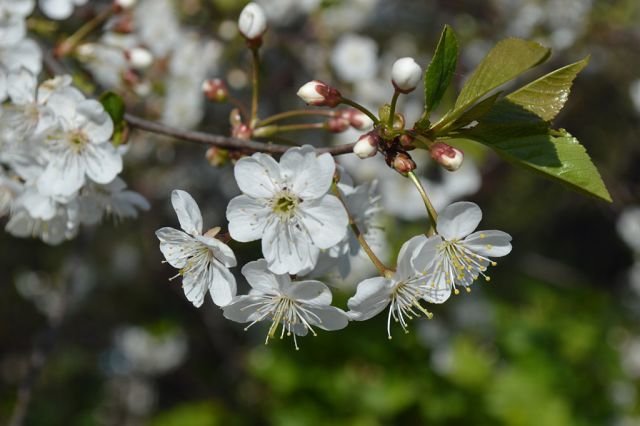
407 171 438 236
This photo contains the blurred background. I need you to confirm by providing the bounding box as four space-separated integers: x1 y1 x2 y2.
2 0 640 424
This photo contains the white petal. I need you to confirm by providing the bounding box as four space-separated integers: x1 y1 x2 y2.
241 259 287 294
395 234 428 281
234 153 281 198
181 271 207 307
412 235 442 273
0 70 6 102
305 305 349 331
422 277 452 304
6 0 35 16
20 190 56 220
298 195 348 249
7 69 36 105
347 277 393 321
209 261 236 307
282 280 332 305
77 100 113 143
3 38 42 74
84 143 123 184
280 146 335 199
37 152 84 196
226 195 270 242
39 0 75 19
463 230 512 257
155 226 194 268
171 189 203 235
223 296 263 323
195 235 236 267
437 201 482 240
262 218 318 275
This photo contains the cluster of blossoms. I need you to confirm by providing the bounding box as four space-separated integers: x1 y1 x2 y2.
151 3 514 348
0 0 148 244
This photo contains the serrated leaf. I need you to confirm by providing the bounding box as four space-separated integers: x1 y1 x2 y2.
460 101 611 202
424 25 458 114
450 91 502 130
505 56 589 121
100 91 125 125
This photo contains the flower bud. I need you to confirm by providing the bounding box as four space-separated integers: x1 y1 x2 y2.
398 134 415 150
338 108 373 130
390 152 416 174
206 147 229 167
125 47 153 69
430 142 464 171
353 132 380 159
296 80 342 108
202 78 229 102
326 117 350 133
238 2 267 41
232 123 252 140
229 108 243 127
391 57 422 93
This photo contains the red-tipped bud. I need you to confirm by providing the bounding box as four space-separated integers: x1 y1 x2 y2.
202 78 229 102
398 134 415 150
326 117 350 133
391 57 422 93
232 123 252 140
353 132 380 159
296 80 342 108
390 152 416 174
430 142 464 171
338 108 373 130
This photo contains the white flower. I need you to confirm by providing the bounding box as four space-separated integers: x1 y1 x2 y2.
0 0 34 46
134 0 180 57
617 206 640 253
0 38 42 74
36 91 122 197
347 235 448 338
156 190 237 307
38 0 87 20
330 34 378 83
77 177 150 225
391 57 422 92
227 145 349 275
425 202 512 297
238 2 267 40
222 259 349 349
5 200 79 245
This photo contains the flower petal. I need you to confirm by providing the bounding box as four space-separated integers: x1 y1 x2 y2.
280 146 335 199
171 189 203 235
77 100 113 143
298 195 348 249
7 68 36 105
283 279 332 305
84 143 123 185
234 153 281 198
155 226 195 268
463 230 512 257
347 277 393 321
209 261 236 307
241 259 287 294
262 218 318 275
422 277 452 304
226 195 270 242
305 305 349 331
222 296 263 323
37 152 84 196
395 234 428 281
181 270 207 307
195 235 237 267
437 201 482 240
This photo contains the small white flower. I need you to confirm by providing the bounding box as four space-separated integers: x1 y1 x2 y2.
227 145 349 275
391 57 422 93
238 2 267 40
0 38 42 74
222 259 349 350
0 0 35 46
38 0 87 20
156 190 237 307
78 177 150 225
425 202 512 297
347 235 448 338
330 33 378 83
617 206 640 253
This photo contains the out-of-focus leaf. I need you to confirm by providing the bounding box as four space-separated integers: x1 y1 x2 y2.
99 91 125 125
424 25 458 114
506 57 589 121
457 101 611 202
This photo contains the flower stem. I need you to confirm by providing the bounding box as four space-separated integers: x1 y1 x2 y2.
388 90 400 128
340 97 379 125
253 123 326 138
256 109 336 127
54 7 114 57
250 46 261 128
333 184 390 277
407 171 438 236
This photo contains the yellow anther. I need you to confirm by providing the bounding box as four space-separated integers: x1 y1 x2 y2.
480 233 486 238
485 276 491 282
465 287 471 293
454 288 460 295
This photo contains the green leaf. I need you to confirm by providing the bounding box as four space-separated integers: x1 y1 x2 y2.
455 38 551 110
505 56 589 121
100 91 125 125
424 25 458 114
459 101 611 202
450 91 502 130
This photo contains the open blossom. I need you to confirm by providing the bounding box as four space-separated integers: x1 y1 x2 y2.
38 0 88 20
156 190 237 307
425 202 512 297
222 259 349 350
0 0 35 46
347 235 448 339
226 145 349 275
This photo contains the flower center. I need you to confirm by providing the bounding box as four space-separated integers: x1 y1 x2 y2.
388 277 432 339
271 190 300 219
430 238 496 294
67 131 90 153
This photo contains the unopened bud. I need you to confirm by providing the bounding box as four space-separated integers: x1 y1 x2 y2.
232 123 252 140
296 80 342 108
326 117 350 133
202 78 228 102
125 47 153 69
238 2 267 41
338 108 373 130
353 132 380 159
399 134 415 150
206 147 229 167
390 152 416 174
229 108 243 127
391 57 422 93
430 142 464 171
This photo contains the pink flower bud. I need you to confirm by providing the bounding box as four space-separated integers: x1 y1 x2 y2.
238 3 267 41
353 132 380 159
389 152 416 174
338 108 373 130
232 123 252 140
430 142 464 171
391 57 422 93
327 117 350 133
296 80 342 108
202 78 229 102
398 134 415 150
